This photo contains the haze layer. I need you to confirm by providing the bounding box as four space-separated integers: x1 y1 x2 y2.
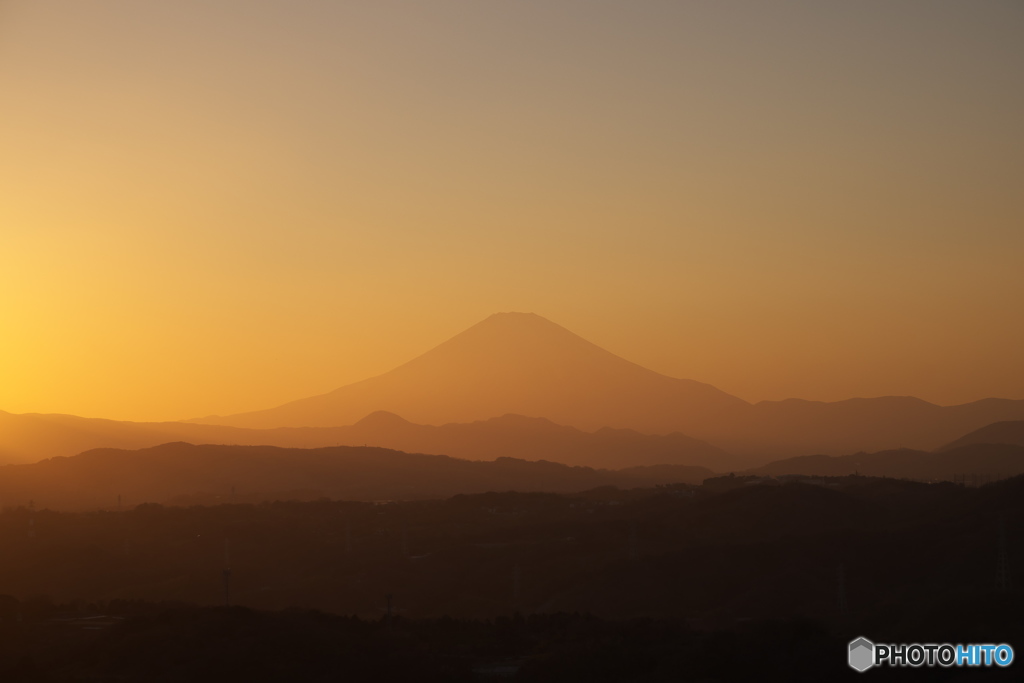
193 313 1024 458
2 2 1023 421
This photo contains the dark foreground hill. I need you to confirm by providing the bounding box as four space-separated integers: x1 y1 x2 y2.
9 601 1024 683
0 442 713 511
2 475 1022 681
0 478 1021 638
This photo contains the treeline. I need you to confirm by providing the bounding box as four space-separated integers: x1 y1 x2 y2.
0 477 1022 625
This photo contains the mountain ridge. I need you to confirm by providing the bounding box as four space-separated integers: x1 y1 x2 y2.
0 442 714 511
0 409 738 470
939 420 1024 451
747 443 1024 481
185 313 1024 457
6 313 1024 462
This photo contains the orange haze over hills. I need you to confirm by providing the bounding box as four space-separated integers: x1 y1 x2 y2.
3 312 1024 464
192 313 746 432
191 313 1024 459
0 407 736 470
1 3 1023 425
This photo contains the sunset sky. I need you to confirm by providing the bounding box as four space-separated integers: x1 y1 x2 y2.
2 1 1023 422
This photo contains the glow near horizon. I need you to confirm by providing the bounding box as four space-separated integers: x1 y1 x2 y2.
1 1 1022 421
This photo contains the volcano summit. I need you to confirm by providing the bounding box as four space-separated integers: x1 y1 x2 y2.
191 312 746 433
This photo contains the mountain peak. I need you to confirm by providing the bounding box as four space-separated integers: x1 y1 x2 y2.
353 411 413 430
476 311 559 330
193 313 746 432
442 312 588 350
484 311 545 321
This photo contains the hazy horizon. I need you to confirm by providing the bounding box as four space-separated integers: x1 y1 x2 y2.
4 311 1022 470
2 310 1022 424
3 1 1023 422
4 6 1024 679
4 309 1019 421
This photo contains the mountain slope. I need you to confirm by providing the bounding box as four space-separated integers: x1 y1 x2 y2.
188 313 1024 459
939 420 1024 451
8 314 1024 463
190 312 748 433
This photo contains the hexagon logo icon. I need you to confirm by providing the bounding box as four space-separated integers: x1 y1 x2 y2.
849 637 875 672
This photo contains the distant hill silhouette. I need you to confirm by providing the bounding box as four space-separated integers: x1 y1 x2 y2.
939 420 1024 451
340 411 741 470
0 410 221 464
750 443 1024 480
725 395 1024 460
6 314 1024 463
187 313 1024 460
0 442 714 511
0 409 738 470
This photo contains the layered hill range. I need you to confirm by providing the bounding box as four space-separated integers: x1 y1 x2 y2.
190 313 1024 460
0 443 714 511
748 443 1024 481
3 436 1022 512
4 313 1024 467
0 410 733 469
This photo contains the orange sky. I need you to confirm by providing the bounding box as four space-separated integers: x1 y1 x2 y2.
2 1 1023 422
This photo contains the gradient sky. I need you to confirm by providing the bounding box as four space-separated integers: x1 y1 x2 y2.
2 1 1023 422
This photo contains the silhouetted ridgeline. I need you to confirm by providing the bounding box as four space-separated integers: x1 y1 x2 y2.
4 316 1024 467
0 442 713 511
189 314 1024 459
750 443 1024 480
340 411 740 470
4 439 1023 514
940 420 1024 451
0 409 738 469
